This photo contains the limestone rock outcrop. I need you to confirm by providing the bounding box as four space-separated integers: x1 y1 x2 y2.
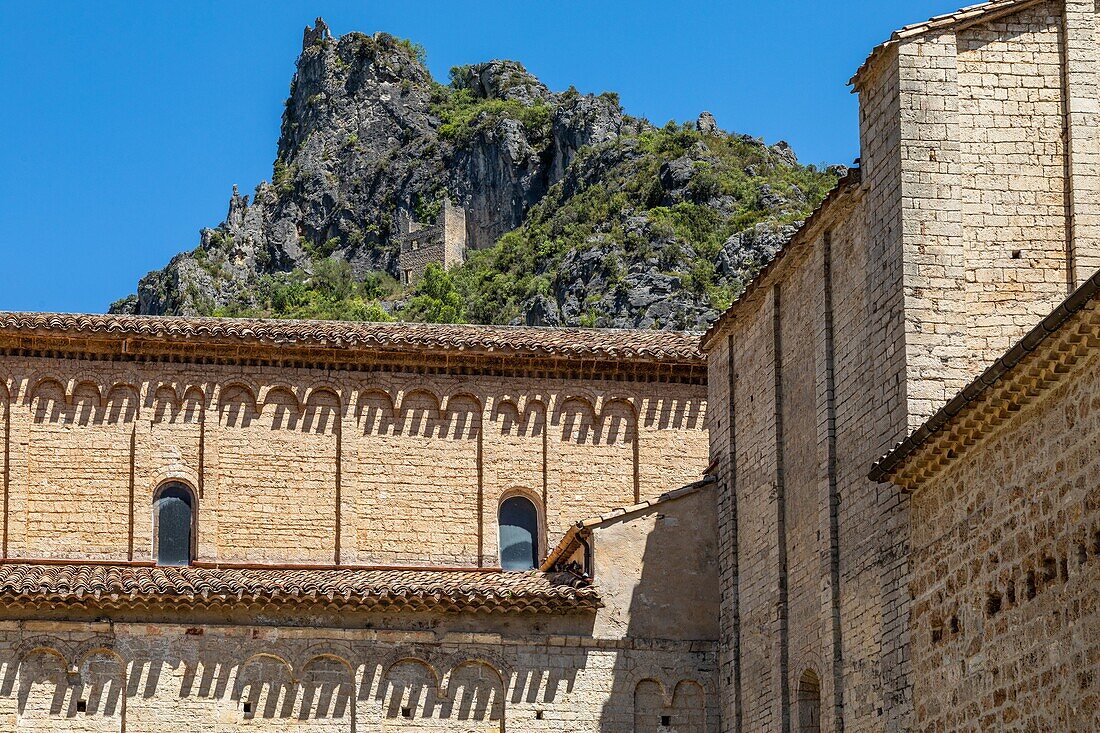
112 19 836 329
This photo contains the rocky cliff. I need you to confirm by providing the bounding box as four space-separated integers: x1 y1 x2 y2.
111 19 840 330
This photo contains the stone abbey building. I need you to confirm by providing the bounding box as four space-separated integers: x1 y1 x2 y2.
0 315 715 730
2 0 1100 731
702 0 1100 731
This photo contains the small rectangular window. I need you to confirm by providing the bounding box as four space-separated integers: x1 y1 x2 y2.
402 706 413 718
660 714 672 727
76 699 87 713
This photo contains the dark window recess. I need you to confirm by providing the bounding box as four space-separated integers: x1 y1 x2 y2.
986 592 1002 617
1043 557 1058 582
1026 570 1037 600
155 484 194 566
76 699 87 713
949 615 960 634
660 715 672 727
401 706 413 719
1011 250 1022 259
797 668 822 733
499 496 540 571
243 701 253 716
536 710 544 720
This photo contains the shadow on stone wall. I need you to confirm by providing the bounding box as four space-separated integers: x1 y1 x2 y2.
598 486 720 732
0 630 596 729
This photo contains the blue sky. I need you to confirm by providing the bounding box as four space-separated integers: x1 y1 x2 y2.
0 0 966 313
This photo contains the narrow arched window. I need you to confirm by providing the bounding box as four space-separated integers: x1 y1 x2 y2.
797 669 821 733
154 483 195 566
499 496 539 571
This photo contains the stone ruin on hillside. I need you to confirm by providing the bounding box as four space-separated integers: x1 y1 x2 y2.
396 198 468 286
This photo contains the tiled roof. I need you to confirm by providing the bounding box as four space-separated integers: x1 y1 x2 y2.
0 563 600 614
871 268 1100 485
541 477 716 571
700 168 862 351
0 312 702 365
850 0 1040 87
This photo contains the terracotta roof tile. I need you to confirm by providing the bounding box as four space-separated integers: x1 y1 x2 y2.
0 563 600 614
0 312 702 365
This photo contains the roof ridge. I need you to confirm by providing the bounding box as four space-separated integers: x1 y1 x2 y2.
1 310 700 337
850 0 1042 87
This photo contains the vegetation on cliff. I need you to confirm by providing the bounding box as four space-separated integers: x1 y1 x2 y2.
112 21 839 330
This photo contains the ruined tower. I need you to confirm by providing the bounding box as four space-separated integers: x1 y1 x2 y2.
397 198 468 286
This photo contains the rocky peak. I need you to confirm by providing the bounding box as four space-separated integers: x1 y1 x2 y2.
451 60 553 106
301 17 332 49
697 111 720 135
110 24 839 330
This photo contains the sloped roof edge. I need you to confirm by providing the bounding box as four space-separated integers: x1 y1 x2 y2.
0 562 600 615
700 168 862 352
0 312 703 365
849 0 1043 89
540 476 717 572
870 267 1100 483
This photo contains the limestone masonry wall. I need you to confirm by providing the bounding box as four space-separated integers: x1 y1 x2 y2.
707 2 1100 731
907 349 1100 731
958 1 1070 369
0 617 717 732
0 355 706 568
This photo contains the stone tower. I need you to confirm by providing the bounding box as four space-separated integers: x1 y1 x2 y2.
397 198 468 286
702 1 1100 731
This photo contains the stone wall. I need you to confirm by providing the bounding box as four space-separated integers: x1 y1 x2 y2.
708 188 898 733
957 2 1069 369
0 616 717 732
0 355 706 568
893 0 1100 411
906 350 1100 731
0 459 721 732
587 483 721 643
708 2 1100 731
397 200 467 286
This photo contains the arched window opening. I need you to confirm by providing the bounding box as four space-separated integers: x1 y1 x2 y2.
154 483 195 566
499 496 539 571
797 669 821 733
